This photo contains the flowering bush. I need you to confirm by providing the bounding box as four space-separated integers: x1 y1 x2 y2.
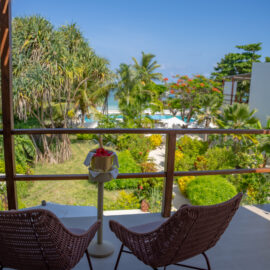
117 134 151 164
177 176 195 195
149 134 163 149
104 191 140 210
175 136 208 171
163 75 223 125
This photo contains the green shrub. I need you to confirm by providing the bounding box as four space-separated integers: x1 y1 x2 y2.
147 188 162 213
196 147 236 170
175 136 208 171
0 159 32 174
117 134 151 164
186 176 237 205
177 135 208 158
104 191 140 210
0 135 35 173
76 134 95 141
104 150 141 190
227 173 270 204
177 176 195 195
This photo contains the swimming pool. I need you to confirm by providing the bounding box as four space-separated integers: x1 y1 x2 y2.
85 114 195 123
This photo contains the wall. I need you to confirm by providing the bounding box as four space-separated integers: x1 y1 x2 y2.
249 63 270 126
223 81 238 105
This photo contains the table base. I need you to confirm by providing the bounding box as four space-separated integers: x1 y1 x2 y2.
88 240 114 258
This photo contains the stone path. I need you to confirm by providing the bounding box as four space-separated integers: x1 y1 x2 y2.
149 144 190 210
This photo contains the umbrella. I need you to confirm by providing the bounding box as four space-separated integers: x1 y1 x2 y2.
161 117 186 128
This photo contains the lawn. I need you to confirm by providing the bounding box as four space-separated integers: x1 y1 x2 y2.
19 139 120 209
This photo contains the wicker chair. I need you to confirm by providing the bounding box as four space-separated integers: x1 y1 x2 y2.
0 209 101 270
110 193 243 270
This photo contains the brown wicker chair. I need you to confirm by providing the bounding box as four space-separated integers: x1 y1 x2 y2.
110 193 243 270
0 209 101 270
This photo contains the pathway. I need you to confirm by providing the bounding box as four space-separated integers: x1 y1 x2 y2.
149 144 190 210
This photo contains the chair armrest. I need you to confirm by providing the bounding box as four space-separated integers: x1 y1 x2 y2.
109 220 157 252
67 220 101 267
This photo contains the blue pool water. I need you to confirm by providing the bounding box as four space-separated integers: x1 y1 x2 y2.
84 91 195 123
85 114 194 123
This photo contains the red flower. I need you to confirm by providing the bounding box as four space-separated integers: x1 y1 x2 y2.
139 152 143 155
139 185 143 190
94 148 112 157
196 75 201 78
200 83 205 87
212 87 221 93
163 77 168 81
188 79 192 82
182 83 187 87
170 90 174 94
176 82 180 86
177 79 182 83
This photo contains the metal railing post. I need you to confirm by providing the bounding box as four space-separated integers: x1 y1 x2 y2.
162 132 176 217
0 0 17 209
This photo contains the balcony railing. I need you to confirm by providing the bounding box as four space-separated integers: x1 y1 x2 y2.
1 127 270 217
1 0 270 217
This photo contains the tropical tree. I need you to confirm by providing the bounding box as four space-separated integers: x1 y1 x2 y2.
132 52 162 83
215 103 260 153
163 75 222 126
197 95 221 128
12 16 113 163
216 103 259 129
116 53 162 126
211 43 268 102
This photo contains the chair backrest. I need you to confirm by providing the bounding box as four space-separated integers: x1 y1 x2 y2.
0 209 76 270
151 193 243 267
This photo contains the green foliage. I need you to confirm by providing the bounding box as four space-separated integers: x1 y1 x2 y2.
76 133 95 141
217 103 259 129
104 150 141 190
116 52 162 126
0 135 35 174
104 191 140 210
227 174 270 204
177 176 195 195
118 134 151 164
12 15 113 162
211 43 262 80
163 75 222 125
16 181 34 209
96 115 119 146
147 188 163 213
177 136 208 157
211 43 263 102
186 176 237 205
175 136 208 171
195 147 236 170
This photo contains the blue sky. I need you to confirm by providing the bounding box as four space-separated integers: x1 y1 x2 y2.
12 0 270 79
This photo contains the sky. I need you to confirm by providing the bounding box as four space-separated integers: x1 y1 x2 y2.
12 0 270 79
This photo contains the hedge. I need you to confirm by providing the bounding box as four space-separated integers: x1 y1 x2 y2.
186 176 237 205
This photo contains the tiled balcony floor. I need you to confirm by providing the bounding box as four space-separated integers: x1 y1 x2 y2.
57 206 270 270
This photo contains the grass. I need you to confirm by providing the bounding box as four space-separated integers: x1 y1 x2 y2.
19 139 120 209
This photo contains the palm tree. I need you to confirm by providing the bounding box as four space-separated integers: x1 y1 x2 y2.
197 95 221 140
216 103 260 151
132 52 162 83
198 95 221 129
217 103 259 129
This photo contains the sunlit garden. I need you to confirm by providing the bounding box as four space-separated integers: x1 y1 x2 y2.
0 15 270 212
